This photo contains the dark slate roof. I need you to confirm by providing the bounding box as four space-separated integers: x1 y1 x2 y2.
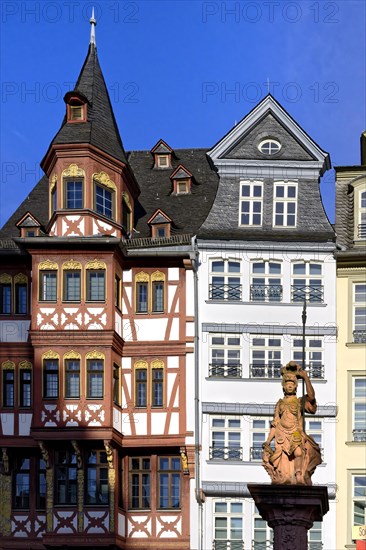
0 176 49 239
44 44 128 165
335 165 366 250
128 149 219 237
198 175 334 241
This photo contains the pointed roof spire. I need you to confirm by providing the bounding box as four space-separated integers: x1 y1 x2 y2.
43 42 128 166
90 7 96 47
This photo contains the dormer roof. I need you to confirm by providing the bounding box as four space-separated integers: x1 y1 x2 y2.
170 165 193 180
151 139 173 155
16 212 41 228
147 209 173 225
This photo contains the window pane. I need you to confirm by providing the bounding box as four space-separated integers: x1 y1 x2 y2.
41 272 57 301
310 264 322 275
137 282 148 313
212 261 225 272
66 180 83 209
64 271 81 301
44 360 58 398
228 262 240 273
15 283 27 314
87 271 105 301
96 185 113 218
87 360 103 398
20 370 32 407
152 282 164 312
0 283 11 313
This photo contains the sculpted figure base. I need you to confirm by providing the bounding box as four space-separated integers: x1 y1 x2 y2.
262 361 322 486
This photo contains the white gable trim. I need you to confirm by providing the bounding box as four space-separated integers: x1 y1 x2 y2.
207 95 330 169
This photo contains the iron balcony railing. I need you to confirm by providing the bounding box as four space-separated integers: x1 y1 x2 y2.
250 284 283 302
209 284 242 301
358 223 366 239
213 540 244 550
250 447 264 461
353 429 366 442
209 363 242 378
250 364 281 379
251 541 322 550
251 542 273 550
291 285 324 303
209 446 243 461
250 363 324 379
353 330 366 344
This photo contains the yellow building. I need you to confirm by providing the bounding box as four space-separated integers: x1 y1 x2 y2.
336 132 366 549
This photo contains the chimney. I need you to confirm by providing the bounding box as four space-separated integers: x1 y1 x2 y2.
361 131 366 165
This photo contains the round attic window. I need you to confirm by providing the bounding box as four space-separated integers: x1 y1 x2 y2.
258 139 281 155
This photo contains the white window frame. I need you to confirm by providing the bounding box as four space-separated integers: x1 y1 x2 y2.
253 505 273 549
210 416 242 461
209 334 242 378
352 474 366 530
157 155 169 168
273 181 297 227
353 282 366 343
250 260 282 302
250 336 282 379
305 419 323 459
209 258 242 301
213 500 244 548
239 181 263 227
308 521 323 550
258 139 281 155
250 418 273 461
291 261 323 303
352 377 366 442
291 336 324 379
354 183 366 240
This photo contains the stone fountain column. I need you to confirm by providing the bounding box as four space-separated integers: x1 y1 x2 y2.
248 484 329 550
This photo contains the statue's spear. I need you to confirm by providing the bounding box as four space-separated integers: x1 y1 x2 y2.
301 297 307 425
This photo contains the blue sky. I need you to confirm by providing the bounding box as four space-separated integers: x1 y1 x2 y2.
1 0 365 227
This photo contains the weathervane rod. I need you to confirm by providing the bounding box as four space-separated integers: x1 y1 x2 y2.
90 7 96 47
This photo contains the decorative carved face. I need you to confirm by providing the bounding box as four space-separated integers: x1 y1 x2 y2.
283 380 297 395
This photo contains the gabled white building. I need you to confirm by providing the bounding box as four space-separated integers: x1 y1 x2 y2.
191 95 337 550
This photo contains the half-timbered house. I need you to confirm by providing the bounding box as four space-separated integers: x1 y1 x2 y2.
0 21 219 550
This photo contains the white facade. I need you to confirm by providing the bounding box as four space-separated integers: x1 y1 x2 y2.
190 241 337 550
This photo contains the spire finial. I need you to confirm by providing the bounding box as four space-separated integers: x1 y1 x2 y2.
90 7 96 47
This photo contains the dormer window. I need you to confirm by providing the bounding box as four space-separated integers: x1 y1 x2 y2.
358 189 366 239
177 179 189 194
151 139 173 169
70 105 83 121
353 181 366 242
148 209 172 239
258 139 281 155
64 91 88 123
16 212 41 238
157 155 169 168
170 165 193 195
